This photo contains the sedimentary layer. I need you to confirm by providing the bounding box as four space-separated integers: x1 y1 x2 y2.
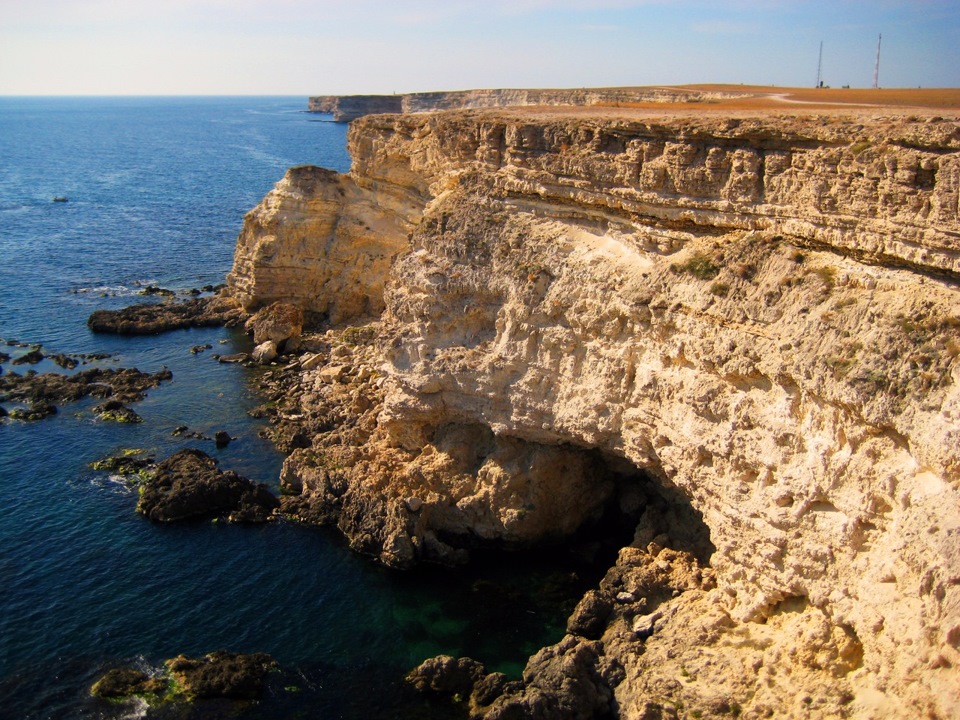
308 87 752 122
227 107 960 719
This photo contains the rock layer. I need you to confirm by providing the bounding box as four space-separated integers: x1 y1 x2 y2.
228 108 960 718
309 87 753 122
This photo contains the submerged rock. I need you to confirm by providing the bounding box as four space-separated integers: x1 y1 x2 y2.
136 448 278 523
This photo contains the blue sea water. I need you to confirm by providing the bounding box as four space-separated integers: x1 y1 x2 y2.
0 97 589 719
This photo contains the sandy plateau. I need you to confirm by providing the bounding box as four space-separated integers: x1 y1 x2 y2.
226 88 960 719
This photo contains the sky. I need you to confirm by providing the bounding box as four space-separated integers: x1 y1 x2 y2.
1 0 957 95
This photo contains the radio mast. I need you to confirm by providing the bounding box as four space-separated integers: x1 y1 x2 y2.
872 34 882 88
816 41 823 88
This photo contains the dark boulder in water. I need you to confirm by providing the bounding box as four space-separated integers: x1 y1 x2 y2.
8 403 57 421
92 399 143 423
136 448 278 523
12 349 45 365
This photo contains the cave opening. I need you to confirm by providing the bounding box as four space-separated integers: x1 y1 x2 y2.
391 436 716 679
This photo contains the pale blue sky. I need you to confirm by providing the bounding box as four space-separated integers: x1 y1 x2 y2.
1 0 957 95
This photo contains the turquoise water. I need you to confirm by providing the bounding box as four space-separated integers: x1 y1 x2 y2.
0 98 589 719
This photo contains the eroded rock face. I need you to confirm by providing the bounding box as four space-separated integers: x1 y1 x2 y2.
226 165 415 325
231 109 960 718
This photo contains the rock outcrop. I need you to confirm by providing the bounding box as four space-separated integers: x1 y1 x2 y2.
136 449 279 523
91 651 277 702
87 294 244 334
0 366 172 421
225 165 415 324
228 107 960 718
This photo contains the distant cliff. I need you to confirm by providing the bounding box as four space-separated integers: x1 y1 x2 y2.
308 87 751 122
228 107 960 719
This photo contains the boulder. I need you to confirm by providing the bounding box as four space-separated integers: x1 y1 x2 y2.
406 655 487 698
93 399 143 423
244 302 303 352
566 589 613 640
136 448 278 523
251 340 278 364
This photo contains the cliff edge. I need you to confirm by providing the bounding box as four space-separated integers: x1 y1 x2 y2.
227 106 960 719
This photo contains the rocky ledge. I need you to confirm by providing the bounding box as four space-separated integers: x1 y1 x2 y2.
87 294 244 335
226 106 960 719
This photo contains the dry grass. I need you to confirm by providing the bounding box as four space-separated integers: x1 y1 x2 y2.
590 84 960 114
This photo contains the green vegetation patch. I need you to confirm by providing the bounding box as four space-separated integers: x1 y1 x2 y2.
671 253 720 280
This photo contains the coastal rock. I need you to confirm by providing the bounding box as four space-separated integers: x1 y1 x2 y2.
165 650 277 700
0 366 171 417
8 403 57 421
136 448 278 523
90 668 166 698
406 655 486 697
251 340 278 364
90 452 156 479
91 651 277 703
566 590 613 640
93 399 143 423
244 301 303 351
231 108 960 718
87 294 244 334
217 352 250 364
12 349 44 365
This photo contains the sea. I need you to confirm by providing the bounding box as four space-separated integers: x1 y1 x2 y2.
0 97 594 719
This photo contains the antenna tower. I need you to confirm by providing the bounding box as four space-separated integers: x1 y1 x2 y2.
816 41 823 88
872 34 882 88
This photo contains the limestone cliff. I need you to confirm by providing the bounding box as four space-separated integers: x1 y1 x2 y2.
308 87 752 122
228 108 960 719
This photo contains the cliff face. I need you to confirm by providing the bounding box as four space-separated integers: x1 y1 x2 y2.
308 87 752 122
228 109 960 719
